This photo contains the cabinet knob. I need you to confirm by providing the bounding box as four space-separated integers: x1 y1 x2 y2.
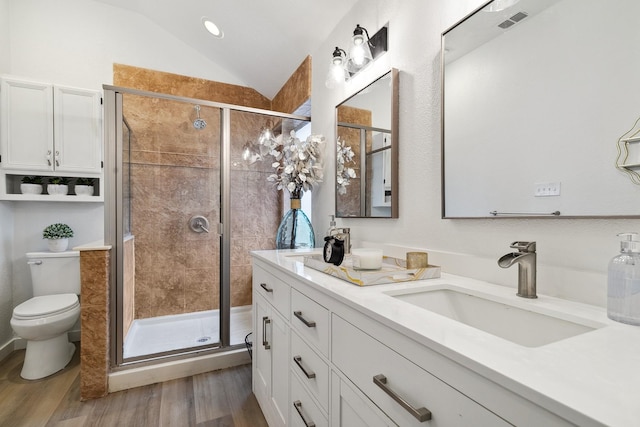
46 150 52 166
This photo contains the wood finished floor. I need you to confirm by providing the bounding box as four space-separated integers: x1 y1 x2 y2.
0 343 268 427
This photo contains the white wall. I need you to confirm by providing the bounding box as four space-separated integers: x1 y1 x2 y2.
0 0 9 73
7 0 245 91
311 0 640 307
0 202 14 350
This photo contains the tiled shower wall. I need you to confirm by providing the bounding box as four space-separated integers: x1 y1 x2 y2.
115 65 282 319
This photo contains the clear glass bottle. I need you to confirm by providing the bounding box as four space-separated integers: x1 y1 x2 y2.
607 232 640 325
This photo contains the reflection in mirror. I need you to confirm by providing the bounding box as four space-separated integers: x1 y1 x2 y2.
442 0 640 218
336 69 398 218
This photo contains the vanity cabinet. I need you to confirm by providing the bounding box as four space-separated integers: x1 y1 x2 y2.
252 256 576 427
0 76 102 175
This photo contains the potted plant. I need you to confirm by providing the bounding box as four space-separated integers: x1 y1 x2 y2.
47 177 70 195
43 223 74 252
74 177 95 196
20 176 43 195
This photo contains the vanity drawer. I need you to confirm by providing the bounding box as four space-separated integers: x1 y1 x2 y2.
332 315 511 427
253 266 290 319
291 288 329 357
291 372 328 427
291 330 329 412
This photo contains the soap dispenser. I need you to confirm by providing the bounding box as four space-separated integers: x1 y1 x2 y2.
608 232 640 325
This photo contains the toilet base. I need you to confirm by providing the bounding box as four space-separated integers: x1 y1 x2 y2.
21 334 75 380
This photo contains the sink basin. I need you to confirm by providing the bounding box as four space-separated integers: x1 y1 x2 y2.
385 285 604 347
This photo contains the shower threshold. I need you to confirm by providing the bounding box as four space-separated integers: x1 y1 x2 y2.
123 305 252 359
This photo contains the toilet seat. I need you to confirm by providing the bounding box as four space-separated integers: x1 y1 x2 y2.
13 294 79 320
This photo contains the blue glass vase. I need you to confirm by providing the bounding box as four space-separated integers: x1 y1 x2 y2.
276 197 315 249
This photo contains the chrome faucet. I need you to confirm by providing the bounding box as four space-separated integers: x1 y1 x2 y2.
498 241 537 299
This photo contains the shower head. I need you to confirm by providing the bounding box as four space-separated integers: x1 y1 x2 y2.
193 105 207 129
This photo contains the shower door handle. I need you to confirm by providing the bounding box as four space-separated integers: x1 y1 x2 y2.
262 316 271 349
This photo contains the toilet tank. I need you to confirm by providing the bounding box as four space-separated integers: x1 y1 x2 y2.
26 251 81 296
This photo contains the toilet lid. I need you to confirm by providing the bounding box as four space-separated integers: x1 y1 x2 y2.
13 294 79 319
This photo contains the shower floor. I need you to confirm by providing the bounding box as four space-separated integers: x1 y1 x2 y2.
123 305 252 359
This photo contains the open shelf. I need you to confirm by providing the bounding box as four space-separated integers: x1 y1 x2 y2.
0 173 103 202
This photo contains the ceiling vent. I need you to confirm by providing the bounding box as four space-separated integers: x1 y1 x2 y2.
498 11 528 29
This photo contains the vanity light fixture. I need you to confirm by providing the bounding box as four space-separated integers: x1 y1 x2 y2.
325 47 348 89
347 25 374 73
325 24 388 89
202 17 224 38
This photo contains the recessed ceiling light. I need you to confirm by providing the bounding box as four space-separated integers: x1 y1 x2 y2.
202 17 224 39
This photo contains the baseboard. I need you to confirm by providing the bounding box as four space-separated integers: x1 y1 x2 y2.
0 337 19 362
108 348 251 393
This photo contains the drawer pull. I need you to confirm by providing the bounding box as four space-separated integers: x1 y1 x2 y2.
293 400 316 427
262 316 271 350
260 282 273 293
373 374 432 422
294 311 316 328
293 355 316 379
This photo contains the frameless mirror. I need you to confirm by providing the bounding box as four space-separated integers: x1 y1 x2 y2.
442 0 640 218
336 68 399 218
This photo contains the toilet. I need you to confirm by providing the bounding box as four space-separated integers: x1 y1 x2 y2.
10 251 81 380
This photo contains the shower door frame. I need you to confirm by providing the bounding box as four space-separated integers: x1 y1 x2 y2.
103 85 310 367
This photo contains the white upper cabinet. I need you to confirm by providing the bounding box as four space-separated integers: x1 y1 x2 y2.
53 85 102 174
0 76 102 175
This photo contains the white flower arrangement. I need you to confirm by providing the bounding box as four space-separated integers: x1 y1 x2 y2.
267 131 325 197
336 137 357 195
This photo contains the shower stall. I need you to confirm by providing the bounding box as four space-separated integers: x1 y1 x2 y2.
103 86 310 366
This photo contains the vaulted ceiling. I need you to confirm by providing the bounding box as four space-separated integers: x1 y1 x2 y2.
94 0 359 99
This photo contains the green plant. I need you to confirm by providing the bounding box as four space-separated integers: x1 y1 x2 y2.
49 177 70 185
75 177 95 186
21 176 43 184
42 223 74 239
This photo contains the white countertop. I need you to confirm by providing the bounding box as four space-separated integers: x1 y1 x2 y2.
252 249 640 427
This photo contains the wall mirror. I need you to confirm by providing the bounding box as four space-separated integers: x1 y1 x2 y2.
442 0 640 218
336 68 399 218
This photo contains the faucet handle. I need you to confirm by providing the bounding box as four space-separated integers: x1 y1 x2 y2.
510 241 536 252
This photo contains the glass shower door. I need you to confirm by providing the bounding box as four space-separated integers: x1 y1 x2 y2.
118 92 222 361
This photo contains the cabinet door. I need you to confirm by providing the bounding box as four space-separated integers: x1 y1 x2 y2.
254 294 289 427
331 372 394 427
0 77 54 171
54 85 102 174
254 295 272 413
